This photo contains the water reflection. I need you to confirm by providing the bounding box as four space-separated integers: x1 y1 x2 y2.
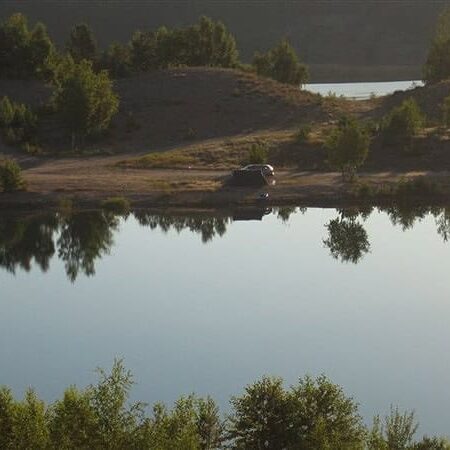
2 205 450 280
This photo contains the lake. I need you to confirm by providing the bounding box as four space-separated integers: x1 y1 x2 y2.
1 206 450 436
305 80 423 100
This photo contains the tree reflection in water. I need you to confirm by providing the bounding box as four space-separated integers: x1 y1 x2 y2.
323 209 371 264
1 205 450 280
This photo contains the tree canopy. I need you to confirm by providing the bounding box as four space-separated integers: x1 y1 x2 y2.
253 39 309 86
54 60 119 147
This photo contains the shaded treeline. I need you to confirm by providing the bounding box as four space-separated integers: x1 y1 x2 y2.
0 359 448 449
0 0 447 80
2 206 450 281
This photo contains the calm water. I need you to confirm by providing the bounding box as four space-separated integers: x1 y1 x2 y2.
1 206 450 436
305 80 423 100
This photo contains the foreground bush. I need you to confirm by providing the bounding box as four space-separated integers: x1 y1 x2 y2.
382 98 424 147
246 143 269 164
0 159 25 192
0 361 447 449
253 39 309 86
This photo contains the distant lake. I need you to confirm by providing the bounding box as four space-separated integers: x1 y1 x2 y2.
305 80 423 100
1 206 450 436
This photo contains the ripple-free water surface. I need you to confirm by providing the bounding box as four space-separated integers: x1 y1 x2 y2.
1 207 449 435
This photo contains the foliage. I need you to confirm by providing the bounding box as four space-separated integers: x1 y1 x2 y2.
227 374 365 449
326 117 370 180
247 143 268 164
0 96 38 147
0 13 55 80
101 196 131 214
368 406 419 450
100 42 133 78
294 123 312 143
423 8 450 84
442 95 450 127
66 23 98 63
0 159 26 193
54 60 119 147
382 98 424 147
323 214 370 264
253 39 309 86
130 16 239 72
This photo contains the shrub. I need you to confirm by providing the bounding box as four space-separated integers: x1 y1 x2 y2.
0 96 38 148
326 117 370 181
101 196 130 214
0 159 26 192
247 143 268 164
394 177 440 197
253 39 309 86
294 123 312 143
382 98 424 146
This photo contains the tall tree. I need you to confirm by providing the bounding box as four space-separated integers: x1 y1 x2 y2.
66 23 98 63
54 60 119 148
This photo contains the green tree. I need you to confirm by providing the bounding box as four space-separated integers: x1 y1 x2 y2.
0 14 55 79
326 117 370 180
290 375 366 449
28 22 55 80
368 406 419 450
101 42 133 78
382 98 424 148
54 60 119 147
424 8 450 84
0 13 30 78
0 159 26 192
67 23 98 63
227 375 365 449
14 389 49 450
253 39 309 85
227 376 293 449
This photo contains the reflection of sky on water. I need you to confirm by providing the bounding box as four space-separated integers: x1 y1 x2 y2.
305 80 423 100
1 207 449 436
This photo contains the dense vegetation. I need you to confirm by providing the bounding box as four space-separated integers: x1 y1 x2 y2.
325 117 370 180
0 359 448 449
253 39 309 86
423 8 450 84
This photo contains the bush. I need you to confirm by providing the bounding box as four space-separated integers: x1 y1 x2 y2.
382 98 424 146
0 159 25 192
253 39 309 86
228 375 366 449
326 117 370 181
247 143 268 164
294 123 312 143
101 196 130 214
0 96 38 148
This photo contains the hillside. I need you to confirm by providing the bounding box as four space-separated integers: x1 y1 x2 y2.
0 68 332 154
0 0 448 82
